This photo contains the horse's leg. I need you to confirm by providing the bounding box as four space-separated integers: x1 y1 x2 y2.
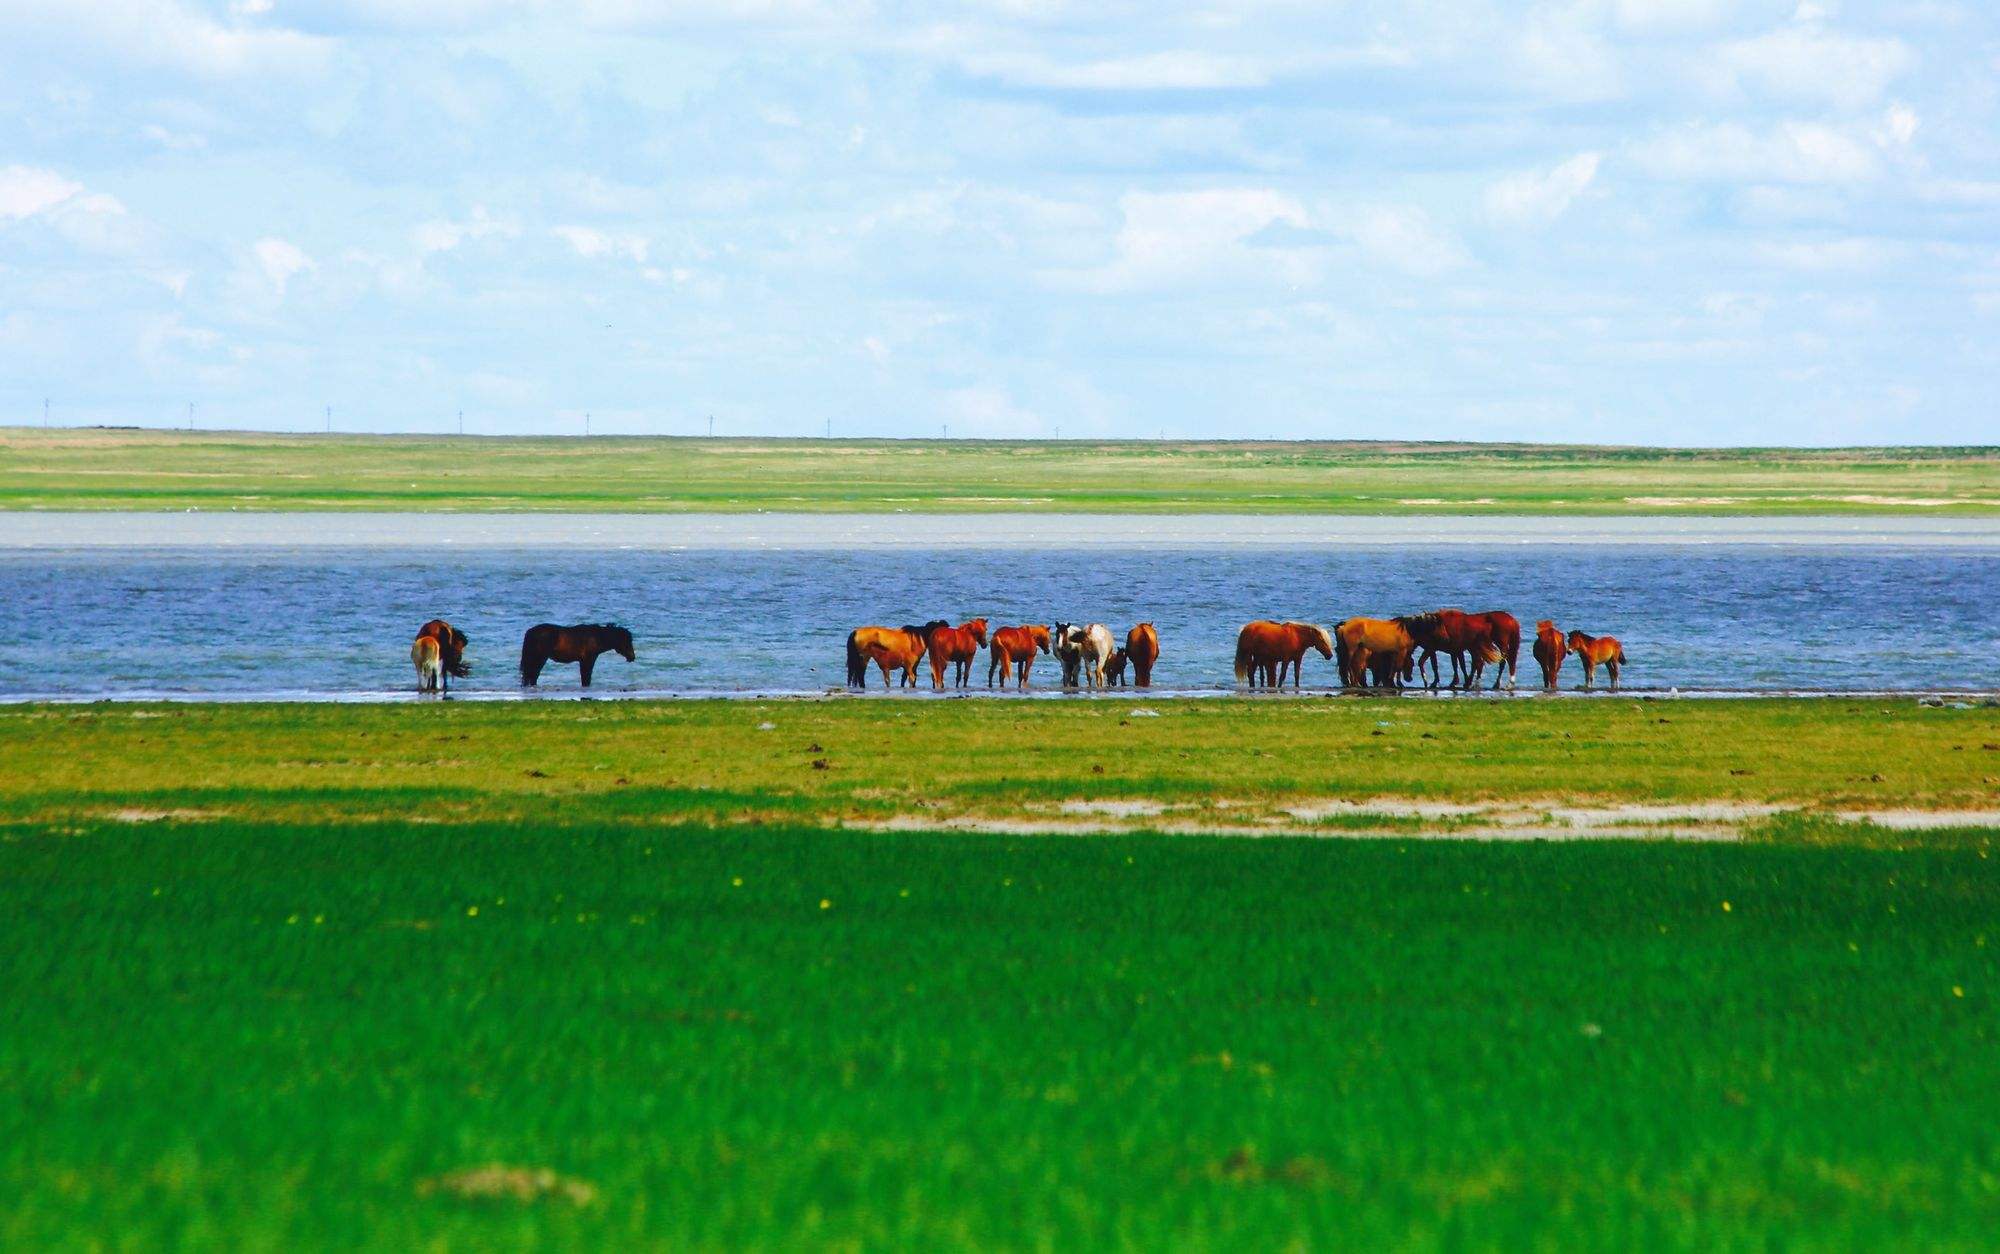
522 651 543 687
1608 659 1620 691
579 652 596 688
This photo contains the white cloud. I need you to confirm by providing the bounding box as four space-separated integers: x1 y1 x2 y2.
1631 119 1886 183
1485 152 1603 226
1705 22 1914 110
0 0 332 77
941 384 1046 438
252 237 315 293
961 50 1275 91
553 225 651 263
1058 188 1312 293
0 166 87 221
1344 205 1469 276
1758 237 1894 270
413 206 520 255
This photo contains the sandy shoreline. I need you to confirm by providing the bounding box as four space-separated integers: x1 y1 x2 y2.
7 512 2000 549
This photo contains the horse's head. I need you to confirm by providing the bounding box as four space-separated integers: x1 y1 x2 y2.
1566 630 1590 652
1032 625 1051 654
606 624 636 662
1303 624 1335 658
967 618 989 646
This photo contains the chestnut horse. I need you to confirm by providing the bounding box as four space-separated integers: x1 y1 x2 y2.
1567 630 1627 690
925 618 989 690
1125 623 1159 687
411 633 444 693
987 625 1050 688
520 623 634 688
847 624 933 689
1334 617 1417 689
1404 609 1514 689
1532 620 1569 690
416 619 470 681
1235 621 1333 689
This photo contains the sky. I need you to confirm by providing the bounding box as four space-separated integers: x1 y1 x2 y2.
0 0 1996 444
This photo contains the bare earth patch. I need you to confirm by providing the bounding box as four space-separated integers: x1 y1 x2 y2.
852 797 2000 841
105 808 220 823
416 1164 597 1207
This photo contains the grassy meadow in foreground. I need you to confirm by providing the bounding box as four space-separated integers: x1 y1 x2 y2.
3 696 1998 831
4 698 1997 1248
4 427 1996 514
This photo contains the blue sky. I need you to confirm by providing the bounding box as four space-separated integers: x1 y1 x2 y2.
1 0 1995 443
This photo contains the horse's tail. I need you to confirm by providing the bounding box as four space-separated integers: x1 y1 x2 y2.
519 630 538 684
1617 644 1628 665
1233 638 1251 684
845 630 865 687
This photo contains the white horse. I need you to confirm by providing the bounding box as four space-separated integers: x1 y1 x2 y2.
1058 622 1116 689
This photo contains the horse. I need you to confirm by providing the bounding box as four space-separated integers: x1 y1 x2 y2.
520 623 634 688
1234 621 1333 689
925 618 988 690
1125 623 1159 687
1103 648 1130 686
1532 620 1569 691
1567 630 1627 690
416 619 470 681
1472 610 1521 690
1334 618 1417 689
411 633 444 693
987 625 1050 688
1404 609 1513 689
847 624 933 689
1056 623 1115 688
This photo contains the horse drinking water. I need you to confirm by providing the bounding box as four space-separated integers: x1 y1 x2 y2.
987 625 1050 688
519 623 635 688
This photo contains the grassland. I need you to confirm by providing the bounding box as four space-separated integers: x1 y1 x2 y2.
4 427 1997 514
3 698 1998 1247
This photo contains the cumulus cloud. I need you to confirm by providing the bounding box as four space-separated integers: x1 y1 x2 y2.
1485 152 1603 226
1629 113 1910 184
1057 189 1312 293
1704 20 1913 110
413 206 520 255
252 237 315 293
0 0 332 76
552 225 650 264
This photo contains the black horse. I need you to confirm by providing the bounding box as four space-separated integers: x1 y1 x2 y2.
519 623 635 687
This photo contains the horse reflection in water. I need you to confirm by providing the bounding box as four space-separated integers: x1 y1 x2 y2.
519 623 635 688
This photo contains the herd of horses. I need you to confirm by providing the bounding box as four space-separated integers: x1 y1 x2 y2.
842 613 1624 693
408 611 1625 694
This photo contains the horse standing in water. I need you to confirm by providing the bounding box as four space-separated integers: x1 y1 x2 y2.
1335 617 1417 689
415 619 470 682
987 625 1050 688
1102 648 1130 686
520 623 634 688
411 634 444 693
847 624 933 689
1532 620 1569 690
925 618 989 690
1124 623 1159 687
1567 630 1627 690
1055 623 1116 688
1234 621 1333 688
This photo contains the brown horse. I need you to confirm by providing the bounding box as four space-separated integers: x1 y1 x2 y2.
925 618 988 689
1334 618 1417 689
416 619 470 681
1235 621 1334 689
1532 620 1569 690
1103 648 1130 686
1125 623 1159 687
987 625 1050 688
1404 609 1513 689
847 624 932 689
1567 630 1627 690
520 623 634 688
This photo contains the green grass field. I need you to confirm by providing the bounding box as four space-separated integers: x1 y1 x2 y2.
3 699 1997 1247
5 428 1997 514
